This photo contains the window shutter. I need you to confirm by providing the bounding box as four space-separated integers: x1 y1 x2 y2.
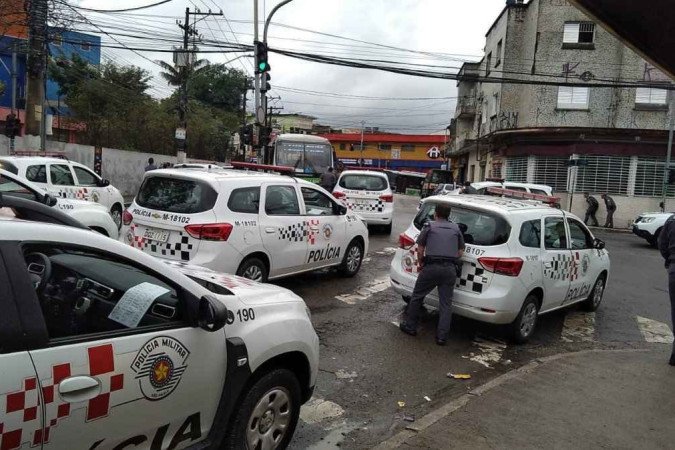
651 88 668 104
636 87 668 104
635 87 651 104
563 23 579 43
557 86 574 106
571 87 589 107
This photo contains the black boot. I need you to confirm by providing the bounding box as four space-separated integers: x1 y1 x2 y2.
399 323 417 337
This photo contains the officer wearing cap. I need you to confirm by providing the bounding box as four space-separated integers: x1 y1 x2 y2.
400 202 465 345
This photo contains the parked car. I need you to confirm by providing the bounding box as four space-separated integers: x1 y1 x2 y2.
445 181 554 196
632 211 673 247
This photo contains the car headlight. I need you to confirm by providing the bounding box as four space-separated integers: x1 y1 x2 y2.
641 217 656 223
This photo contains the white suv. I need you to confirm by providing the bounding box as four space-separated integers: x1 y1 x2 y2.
632 212 673 247
122 168 369 282
0 156 125 230
390 195 610 342
332 170 394 233
0 217 318 449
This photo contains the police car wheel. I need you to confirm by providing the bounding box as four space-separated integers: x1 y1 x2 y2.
110 204 123 230
582 276 605 312
225 368 301 450
237 257 268 283
510 295 539 344
339 240 363 277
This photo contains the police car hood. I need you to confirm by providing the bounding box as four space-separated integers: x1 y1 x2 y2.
639 212 674 218
163 261 302 305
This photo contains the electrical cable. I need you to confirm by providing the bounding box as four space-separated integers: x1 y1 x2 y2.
56 0 174 13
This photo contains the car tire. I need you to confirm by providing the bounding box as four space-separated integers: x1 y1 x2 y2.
110 204 123 230
237 257 268 283
224 368 301 450
339 239 364 277
383 222 393 234
510 294 540 344
582 275 605 312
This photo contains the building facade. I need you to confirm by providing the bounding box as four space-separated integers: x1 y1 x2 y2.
450 0 673 226
322 133 448 171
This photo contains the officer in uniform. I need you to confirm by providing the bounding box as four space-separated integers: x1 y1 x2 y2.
584 192 599 226
657 215 675 366
601 193 617 228
400 202 465 345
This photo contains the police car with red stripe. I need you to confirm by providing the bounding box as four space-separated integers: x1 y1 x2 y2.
121 163 369 282
0 204 319 449
390 188 611 342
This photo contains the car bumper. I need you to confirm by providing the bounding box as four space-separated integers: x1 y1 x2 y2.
632 225 654 240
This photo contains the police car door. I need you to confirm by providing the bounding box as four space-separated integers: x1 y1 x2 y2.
72 164 106 206
260 184 309 277
48 163 87 201
15 242 225 450
563 217 596 305
541 216 573 309
300 186 347 269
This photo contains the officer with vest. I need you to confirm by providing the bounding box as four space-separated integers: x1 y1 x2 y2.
601 193 617 228
584 193 599 227
400 202 465 345
657 215 675 366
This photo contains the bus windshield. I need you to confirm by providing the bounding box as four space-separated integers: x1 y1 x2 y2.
276 141 333 175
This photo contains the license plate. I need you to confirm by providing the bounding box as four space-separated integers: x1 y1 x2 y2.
353 199 371 205
143 228 170 243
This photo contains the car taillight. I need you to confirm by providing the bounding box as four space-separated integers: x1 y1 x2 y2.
478 257 524 277
399 232 415 249
333 191 346 199
184 223 233 241
122 209 133 226
379 194 393 203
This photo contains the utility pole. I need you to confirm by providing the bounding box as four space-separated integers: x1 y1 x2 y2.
360 120 365 166
240 77 252 159
11 43 17 114
25 0 48 146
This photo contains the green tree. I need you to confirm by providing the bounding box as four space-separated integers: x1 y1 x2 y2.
156 58 209 87
187 64 247 112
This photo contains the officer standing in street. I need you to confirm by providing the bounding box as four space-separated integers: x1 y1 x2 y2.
656 215 675 366
601 193 617 228
584 192 599 226
400 203 465 345
319 167 337 192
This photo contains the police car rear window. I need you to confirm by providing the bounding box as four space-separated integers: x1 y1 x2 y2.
137 176 217 214
414 202 510 246
339 174 388 191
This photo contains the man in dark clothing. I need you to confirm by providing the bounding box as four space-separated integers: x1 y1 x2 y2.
656 215 675 366
145 157 157 172
462 181 478 195
584 193 599 226
319 167 337 192
400 203 465 345
601 193 617 228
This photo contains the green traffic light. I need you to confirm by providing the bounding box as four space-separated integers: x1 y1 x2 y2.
258 61 269 71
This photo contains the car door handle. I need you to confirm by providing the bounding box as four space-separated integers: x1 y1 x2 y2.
58 376 101 403
265 227 276 233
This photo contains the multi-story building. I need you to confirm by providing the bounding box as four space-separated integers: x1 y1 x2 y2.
450 0 673 227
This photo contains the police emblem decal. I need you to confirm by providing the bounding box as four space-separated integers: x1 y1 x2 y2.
323 223 333 239
131 336 190 401
581 254 590 275
91 191 100 202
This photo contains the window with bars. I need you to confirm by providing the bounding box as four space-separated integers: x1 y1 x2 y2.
557 86 589 109
563 22 595 45
533 157 568 192
634 156 675 197
635 87 668 105
505 157 528 183
575 156 631 195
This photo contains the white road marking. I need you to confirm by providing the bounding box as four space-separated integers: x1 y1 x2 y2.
335 369 358 379
636 316 674 344
300 397 345 425
335 276 390 304
463 337 506 368
561 311 596 342
375 247 397 256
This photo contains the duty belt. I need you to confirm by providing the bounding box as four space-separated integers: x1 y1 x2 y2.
424 256 457 265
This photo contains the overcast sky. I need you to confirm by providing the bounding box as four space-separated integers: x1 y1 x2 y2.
75 0 507 133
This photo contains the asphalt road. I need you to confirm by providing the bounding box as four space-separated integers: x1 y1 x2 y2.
274 195 673 449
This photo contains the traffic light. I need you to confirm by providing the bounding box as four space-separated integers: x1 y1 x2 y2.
241 124 253 145
259 125 272 148
255 41 270 74
260 72 271 93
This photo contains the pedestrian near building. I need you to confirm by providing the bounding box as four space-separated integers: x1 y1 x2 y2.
319 167 337 192
145 157 157 172
584 193 599 226
399 203 465 345
656 215 675 366
601 193 617 228
462 181 478 195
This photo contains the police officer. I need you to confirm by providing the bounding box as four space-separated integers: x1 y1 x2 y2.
584 192 599 227
601 193 616 228
657 215 675 366
400 202 465 345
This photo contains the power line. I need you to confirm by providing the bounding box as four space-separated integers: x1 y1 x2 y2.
58 0 174 13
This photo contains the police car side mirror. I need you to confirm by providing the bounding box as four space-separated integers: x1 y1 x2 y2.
98 178 110 187
593 238 605 250
198 295 228 332
43 194 58 207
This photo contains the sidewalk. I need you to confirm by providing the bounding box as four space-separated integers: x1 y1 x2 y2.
376 347 675 449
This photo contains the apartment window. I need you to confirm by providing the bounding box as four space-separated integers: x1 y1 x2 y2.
486 52 492 75
557 86 589 110
635 87 668 106
339 143 346 150
80 41 91 51
496 40 502 67
378 144 392 151
401 144 415 152
563 22 595 47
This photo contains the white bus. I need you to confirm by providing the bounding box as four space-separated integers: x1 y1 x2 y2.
270 134 335 179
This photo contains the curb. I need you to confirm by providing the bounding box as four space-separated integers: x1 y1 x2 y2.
587 226 631 234
371 348 649 450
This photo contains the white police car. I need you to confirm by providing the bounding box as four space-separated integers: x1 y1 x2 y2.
0 168 119 239
0 156 125 230
390 193 610 342
332 170 394 233
632 211 673 247
122 166 369 282
0 216 319 449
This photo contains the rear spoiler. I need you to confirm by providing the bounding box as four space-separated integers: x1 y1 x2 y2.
486 187 561 206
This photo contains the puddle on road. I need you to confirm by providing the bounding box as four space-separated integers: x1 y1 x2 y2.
636 316 674 344
561 311 596 342
335 276 390 305
463 337 507 368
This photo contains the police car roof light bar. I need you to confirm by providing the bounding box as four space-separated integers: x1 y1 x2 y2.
486 187 561 206
230 161 296 175
11 150 68 160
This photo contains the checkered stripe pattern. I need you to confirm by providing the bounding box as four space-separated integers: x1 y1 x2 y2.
544 252 580 281
128 225 195 262
346 200 384 213
277 220 320 244
57 187 90 201
0 344 124 449
456 262 488 294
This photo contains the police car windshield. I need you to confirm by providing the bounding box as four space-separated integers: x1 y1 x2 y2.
414 201 510 246
137 176 218 214
339 174 388 191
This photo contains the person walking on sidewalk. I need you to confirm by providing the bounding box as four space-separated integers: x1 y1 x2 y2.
399 203 465 345
584 193 599 226
601 193 616 228
656 215 675 366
